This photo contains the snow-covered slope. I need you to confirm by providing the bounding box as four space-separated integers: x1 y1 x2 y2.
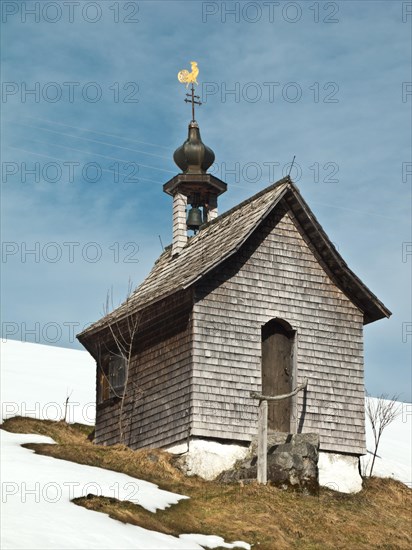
1 431 192 550
1 340 96 424
1 341 250 550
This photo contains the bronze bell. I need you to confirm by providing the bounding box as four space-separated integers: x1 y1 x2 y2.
187 206 203 231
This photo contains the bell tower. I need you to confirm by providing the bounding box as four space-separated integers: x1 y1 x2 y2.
163 62 227 256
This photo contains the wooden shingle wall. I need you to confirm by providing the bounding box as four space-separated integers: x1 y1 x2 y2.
192 202 366 455
94 289 193 449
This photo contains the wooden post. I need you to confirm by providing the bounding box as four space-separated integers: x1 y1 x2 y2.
252 379 308 485
257 399 268 484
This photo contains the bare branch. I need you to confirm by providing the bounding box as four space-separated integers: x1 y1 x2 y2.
365 392 401 477
97 283 141 444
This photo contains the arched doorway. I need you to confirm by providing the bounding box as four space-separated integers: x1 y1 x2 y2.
261 319 295 432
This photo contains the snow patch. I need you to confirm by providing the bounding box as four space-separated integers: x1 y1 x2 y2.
179 534 250 549
0 430 199 549
167 439 249 480
318 452 363 494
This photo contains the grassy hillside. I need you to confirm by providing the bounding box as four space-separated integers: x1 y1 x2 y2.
2 417 411 550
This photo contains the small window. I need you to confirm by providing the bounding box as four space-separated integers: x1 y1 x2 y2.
99 369 110 403
109 355 126 395
98 354 127 403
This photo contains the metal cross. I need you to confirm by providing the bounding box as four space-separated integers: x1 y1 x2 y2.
184 83 202 122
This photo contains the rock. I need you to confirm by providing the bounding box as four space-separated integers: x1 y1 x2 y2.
273 451 294 470
218 462 257 484
218 433 320 495
293 433 319 448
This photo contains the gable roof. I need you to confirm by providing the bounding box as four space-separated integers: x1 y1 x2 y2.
78 177 391 339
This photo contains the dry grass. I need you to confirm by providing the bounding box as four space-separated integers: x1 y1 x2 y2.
2 416 411 550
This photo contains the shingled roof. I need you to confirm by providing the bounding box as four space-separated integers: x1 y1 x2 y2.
78 177 390 339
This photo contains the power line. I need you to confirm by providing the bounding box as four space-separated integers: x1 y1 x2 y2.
19 137 175 175
22 115 172 150
14 121 172 160
7 146 163 184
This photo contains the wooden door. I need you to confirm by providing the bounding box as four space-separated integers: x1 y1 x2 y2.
261 320 294 432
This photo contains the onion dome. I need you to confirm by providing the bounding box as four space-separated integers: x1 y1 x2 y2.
173 121 215 174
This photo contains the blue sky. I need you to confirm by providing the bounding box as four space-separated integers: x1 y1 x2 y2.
1 0 411 400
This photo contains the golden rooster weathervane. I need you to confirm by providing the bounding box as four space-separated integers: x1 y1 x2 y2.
178 61 199 87
178 61 202 122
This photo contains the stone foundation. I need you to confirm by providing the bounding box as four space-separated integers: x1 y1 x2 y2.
219 433 319 494
167 436 362 494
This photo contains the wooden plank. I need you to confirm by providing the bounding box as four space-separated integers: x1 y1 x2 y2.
257 400 268 484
